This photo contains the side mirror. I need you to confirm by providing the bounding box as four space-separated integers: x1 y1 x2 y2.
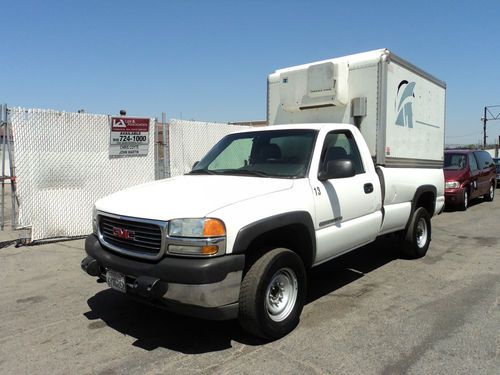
318 159 355 181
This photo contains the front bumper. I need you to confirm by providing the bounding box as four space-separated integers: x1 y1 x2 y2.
444 187 465 205
82 235 244 320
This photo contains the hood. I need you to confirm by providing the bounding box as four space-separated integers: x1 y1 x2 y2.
95 175 294 221
444 169 467 182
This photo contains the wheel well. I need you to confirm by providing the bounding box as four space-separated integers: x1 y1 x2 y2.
416 191 435 215
244 224 314 270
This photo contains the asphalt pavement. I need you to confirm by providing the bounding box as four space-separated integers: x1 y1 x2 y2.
0 195 499 375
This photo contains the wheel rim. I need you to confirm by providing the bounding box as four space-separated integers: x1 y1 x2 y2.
416 218 428 249
265 267 298 322
464 191 468 208
490 185 494 198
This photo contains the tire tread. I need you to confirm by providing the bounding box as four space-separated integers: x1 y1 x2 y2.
238 248 305 340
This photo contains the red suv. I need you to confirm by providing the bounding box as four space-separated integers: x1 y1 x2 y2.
444 150 496 210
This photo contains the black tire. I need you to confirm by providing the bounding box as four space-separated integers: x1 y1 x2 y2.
484 182 495 202
399 207 431 259
458 188 468 211
238 248 306 340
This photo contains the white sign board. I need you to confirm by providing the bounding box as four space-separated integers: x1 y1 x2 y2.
109 117 150 157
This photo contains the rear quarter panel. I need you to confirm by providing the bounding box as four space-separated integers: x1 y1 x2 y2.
379 167 444 235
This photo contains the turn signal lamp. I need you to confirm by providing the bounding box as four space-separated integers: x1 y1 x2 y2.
203 218 226 237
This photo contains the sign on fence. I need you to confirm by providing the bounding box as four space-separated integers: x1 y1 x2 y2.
109 117 150 157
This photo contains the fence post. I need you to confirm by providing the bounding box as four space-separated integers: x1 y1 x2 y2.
1 104 6 230
162 112 169 178
154 116 159 180
5 109 17 230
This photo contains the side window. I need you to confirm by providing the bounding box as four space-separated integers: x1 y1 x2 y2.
473 151 492 169
481 151 494 168
320 131 364 175
468 153 478 172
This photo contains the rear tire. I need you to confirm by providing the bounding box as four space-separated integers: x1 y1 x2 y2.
238 248 306 340
399 207 431 259
484 182 495 202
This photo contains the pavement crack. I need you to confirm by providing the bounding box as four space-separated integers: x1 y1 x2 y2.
381 274 498 374
270 346 329 375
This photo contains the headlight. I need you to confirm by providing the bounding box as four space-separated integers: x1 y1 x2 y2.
92 206 98 234
167 218 226 257
445 181 460 189
168 218 225 237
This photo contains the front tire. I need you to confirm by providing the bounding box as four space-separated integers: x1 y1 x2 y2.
238 248 306 340
399 207 431 259
459 188 468 211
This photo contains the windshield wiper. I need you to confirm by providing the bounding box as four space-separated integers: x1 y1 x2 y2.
218 169 271 177
187 169 218 175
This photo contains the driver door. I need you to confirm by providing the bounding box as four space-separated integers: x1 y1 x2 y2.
310 130 382 264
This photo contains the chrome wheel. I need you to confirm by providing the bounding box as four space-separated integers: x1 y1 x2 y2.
490 185 494 199
265 267 298 322
464 190 468 208
416 218 428 249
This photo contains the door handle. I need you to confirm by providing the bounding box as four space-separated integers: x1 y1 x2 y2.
364 183 374 194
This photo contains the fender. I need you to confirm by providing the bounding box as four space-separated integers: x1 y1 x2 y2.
412 185 437 213
404 185 437 232
232 211 316 266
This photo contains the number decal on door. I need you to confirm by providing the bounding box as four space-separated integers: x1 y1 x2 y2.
313 187 321 196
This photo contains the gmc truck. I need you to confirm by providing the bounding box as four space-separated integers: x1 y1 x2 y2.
82 49 446 339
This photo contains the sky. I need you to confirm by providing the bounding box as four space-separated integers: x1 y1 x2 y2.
2 0 500 145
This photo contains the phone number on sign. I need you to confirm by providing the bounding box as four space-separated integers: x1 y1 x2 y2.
119 135 147 142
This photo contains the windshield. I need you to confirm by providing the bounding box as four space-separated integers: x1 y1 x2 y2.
444 153 466 170
189 129 318 178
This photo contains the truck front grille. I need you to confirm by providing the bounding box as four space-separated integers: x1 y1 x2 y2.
99 215 163 257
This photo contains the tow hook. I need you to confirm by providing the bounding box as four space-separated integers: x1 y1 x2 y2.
131 276 168 299
81 256 101 277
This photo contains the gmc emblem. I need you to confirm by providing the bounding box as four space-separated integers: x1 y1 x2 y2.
112 227 135 240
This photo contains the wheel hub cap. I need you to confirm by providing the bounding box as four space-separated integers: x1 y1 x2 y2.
265 268 298 322
416 218 428 248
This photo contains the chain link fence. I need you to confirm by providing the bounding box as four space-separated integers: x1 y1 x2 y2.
1 107 254 242
168 119 249 176
9 108 156 241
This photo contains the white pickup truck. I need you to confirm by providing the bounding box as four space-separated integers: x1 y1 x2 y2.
82 49 446 339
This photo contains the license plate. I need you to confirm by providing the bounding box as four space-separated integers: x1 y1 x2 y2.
106 270 126 293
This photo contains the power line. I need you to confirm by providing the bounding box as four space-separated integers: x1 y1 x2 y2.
446 131 482 138
481 105 500 148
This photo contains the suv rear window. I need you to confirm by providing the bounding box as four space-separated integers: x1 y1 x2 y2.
474 151 494 169
444 153 466 170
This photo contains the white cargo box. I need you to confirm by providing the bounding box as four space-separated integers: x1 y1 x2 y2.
267 49 446 167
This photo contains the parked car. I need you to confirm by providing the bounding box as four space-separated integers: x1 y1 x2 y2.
444 150 496 210
494 157 500 187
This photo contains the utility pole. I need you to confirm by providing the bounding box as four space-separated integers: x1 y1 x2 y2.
483 107 487 148
481 105 500 149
